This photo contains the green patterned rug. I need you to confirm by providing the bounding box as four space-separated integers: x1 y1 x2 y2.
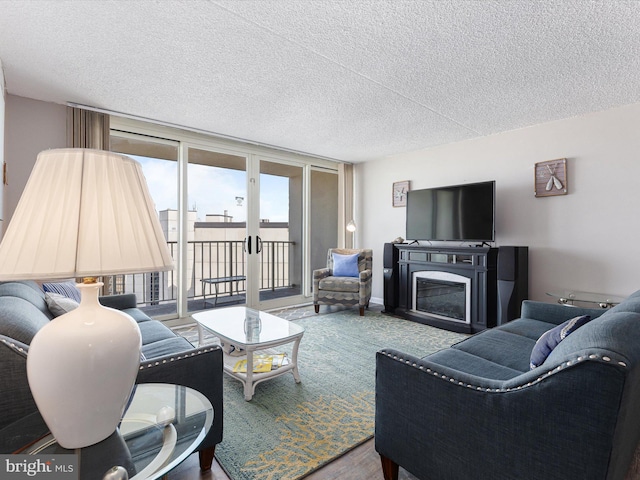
213 308 467 480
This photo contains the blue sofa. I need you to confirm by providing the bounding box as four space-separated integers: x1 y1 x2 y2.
375 290 640 480
0 281 223 471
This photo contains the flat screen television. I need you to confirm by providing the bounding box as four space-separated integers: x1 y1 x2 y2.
405 180 495 242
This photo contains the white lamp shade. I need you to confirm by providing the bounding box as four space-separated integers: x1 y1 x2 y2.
0 148 173 280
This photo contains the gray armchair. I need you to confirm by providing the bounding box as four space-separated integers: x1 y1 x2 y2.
313 248 373 316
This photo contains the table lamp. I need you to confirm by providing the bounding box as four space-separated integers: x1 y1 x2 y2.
0 148 174 448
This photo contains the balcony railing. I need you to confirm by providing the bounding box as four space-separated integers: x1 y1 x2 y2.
104 240 295 308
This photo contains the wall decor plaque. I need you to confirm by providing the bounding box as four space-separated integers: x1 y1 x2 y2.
393 180 410 207
535 159 567 197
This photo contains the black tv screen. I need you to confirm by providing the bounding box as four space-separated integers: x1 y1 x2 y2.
406 181 495 242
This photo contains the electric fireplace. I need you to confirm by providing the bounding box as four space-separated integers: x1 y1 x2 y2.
412 271 471 324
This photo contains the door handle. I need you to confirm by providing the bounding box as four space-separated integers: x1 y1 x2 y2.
257 236 263 253
244 236 252 255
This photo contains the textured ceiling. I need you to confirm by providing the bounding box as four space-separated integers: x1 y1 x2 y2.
1 1 640 162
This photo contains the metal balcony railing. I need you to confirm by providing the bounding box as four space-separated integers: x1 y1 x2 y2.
104 240 295 308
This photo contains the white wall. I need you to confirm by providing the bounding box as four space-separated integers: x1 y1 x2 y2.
4 95 66 226
358 102 640 303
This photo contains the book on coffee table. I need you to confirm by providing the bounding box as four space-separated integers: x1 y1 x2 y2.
233 355 273 373
232 353 289 373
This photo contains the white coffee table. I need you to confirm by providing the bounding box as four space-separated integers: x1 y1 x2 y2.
192 306 304 401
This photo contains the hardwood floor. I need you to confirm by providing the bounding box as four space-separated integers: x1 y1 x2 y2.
167 438 419 480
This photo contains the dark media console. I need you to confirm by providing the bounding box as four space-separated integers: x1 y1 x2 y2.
383 243 528 333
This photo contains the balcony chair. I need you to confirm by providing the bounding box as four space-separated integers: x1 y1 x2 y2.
313 248 373 316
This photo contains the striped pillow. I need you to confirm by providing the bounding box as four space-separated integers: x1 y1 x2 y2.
44 292 79 317
42 281 81 303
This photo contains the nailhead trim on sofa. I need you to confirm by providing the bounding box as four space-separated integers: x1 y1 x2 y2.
138 346 219 370
379 349 628 393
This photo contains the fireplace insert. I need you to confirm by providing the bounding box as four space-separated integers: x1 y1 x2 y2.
412 271 471 324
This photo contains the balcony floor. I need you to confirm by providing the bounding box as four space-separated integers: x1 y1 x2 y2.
139 286 302 317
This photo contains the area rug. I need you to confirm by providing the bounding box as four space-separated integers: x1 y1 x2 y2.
209 308 467 480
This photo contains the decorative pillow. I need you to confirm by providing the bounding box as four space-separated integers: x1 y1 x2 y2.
530 315 591 369
332 253 360 277
42 281 81 303
45 292 80 317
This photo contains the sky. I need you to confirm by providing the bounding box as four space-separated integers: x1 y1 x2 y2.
134 155 289 223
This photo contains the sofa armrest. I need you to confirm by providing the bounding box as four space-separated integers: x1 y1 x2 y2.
359 269 372 282
136 344 224 450
0 410 48 454
99 293 138 310
520 300 606 325
375 348 626 480
313 268 331 301
359 269 372 286
313 268 330 281
0 336 38 432
359 269 372 304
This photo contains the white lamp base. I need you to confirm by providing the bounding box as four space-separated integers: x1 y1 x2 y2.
27 282 142 448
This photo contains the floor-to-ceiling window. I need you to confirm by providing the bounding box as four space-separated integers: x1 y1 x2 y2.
255 158 305 309
186 146 248 313
110 118 340 321
310 168 339 282
110 131 180 319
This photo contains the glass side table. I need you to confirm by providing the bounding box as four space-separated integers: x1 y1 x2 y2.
3 383 213 480
546 291 626 309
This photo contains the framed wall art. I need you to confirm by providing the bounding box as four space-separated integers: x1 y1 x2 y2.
393 180 410 207
535 158 567 197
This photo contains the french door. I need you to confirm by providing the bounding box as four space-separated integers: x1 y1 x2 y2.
252 157 305 310
185 146 306 312
110 124 338 320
